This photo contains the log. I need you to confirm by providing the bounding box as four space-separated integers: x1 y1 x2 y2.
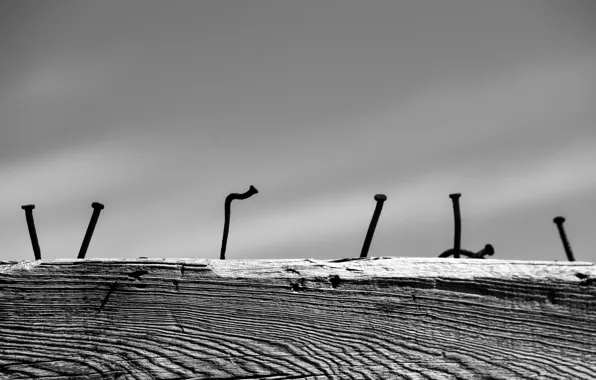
0 257 595 379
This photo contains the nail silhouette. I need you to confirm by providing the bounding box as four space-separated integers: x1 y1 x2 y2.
21 204 41 260
78 202 105 259
360 194 387 258
220 185 258 260
449 193 462 259
553 216 575 262
439 244 494 259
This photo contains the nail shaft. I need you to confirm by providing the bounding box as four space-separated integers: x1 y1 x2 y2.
78 202 105 259
220 185 258 260
21 205 41 260
449 193 462 259
553 216 575 262
360 194 387 258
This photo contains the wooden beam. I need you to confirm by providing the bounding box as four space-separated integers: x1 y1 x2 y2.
1 258 595 379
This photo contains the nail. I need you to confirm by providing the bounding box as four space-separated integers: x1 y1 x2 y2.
220 185 259 260
78 202 105 259
553 216 575 262
439 244 494 259
449 193 462 259
360 194 387 258
477 244 495 259
21 204 41 260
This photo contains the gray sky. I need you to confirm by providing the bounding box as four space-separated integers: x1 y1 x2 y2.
1 0 595 262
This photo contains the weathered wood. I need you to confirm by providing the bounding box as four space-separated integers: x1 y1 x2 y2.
0 257 595 379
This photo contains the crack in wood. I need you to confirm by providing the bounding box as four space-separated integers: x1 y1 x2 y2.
170 312 186 334
127 269 147 281
576 272 595 286
97 281 118 314
329 275 341 289
290 278 306 292
284 268 300 275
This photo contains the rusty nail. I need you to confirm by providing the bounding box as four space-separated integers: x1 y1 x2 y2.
360 194 387 258
220 185 258 260
449 193 462 259
78 202 105 259
553 216 575 262
21 204 41 260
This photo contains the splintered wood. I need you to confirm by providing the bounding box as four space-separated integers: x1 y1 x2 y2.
0 257 595 379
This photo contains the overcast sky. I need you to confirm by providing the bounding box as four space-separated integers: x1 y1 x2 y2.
1 1 595 262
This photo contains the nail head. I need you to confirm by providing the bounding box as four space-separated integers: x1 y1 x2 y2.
374 194 387 202
21 204 35 211
449 193 462 199
91 202 105 210
485 244 495 256
553 216 565 224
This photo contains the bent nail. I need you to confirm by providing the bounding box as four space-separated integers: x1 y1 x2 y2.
220 186 259 260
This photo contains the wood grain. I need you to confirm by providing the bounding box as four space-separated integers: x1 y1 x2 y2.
0 257 595 379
